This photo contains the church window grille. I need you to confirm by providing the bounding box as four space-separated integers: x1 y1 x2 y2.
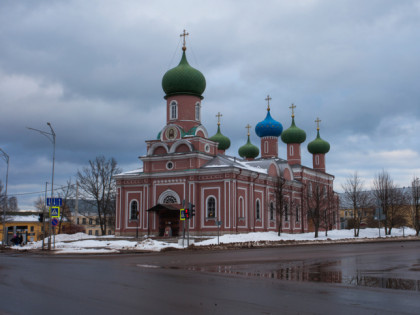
207 197 216 218
170 101 177 119
256 200 261 219
130 200 139 220
163 196 177 204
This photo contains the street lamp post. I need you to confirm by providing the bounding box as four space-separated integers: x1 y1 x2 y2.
0 148 9 245
27 123 56 250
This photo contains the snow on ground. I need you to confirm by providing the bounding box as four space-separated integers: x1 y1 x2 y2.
9 228 418 254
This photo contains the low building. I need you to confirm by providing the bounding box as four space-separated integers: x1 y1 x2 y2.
64 199 115 236
0 211 71 245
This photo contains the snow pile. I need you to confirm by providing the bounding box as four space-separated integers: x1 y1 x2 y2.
13 232 183 253
196 227 417 246
10 228 418 254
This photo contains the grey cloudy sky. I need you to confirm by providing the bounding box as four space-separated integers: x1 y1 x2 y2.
1 0 419 209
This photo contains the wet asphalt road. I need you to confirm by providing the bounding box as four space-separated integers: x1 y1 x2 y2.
1 241 420 315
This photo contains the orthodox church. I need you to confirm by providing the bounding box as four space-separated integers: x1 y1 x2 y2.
115 34 339 237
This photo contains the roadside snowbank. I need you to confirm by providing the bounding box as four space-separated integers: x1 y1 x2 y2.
10 228 418 254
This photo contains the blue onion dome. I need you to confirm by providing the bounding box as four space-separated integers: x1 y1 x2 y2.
308 130 330 154
162 47 206 99
209 125 231 150
281 116 306 144
255 108 283 138
239 135 259 159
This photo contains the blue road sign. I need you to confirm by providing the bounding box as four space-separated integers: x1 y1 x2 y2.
51 218 59 226
47 198 62 206
50 206 60 217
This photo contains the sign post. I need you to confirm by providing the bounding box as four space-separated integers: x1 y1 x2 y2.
217 221 222 245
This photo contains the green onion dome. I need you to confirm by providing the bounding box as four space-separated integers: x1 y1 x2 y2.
162 49 206 99
238 135 259 159
281 117 306 144
307 130 330 154
209 125 231 150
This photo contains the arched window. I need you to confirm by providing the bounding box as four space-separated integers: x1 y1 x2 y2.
290 145 294 156
264 141 268 153
284 204 288 221
270 202 274 220
130 200 138 220
207 197 216 218
256 200 260 220
170 101 177 120
163 196 177 204
315 155 319 165
238 197 245 218
195 102 200 121
308 182 313 197
296 205 299 222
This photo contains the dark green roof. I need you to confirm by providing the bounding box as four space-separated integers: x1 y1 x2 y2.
307 130 330 154
281 117 306 144
162 50 206 99
238 135 259 159
209 125 231 150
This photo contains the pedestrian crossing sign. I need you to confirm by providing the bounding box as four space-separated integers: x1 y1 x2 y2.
50 206 60 218
180 209 185 221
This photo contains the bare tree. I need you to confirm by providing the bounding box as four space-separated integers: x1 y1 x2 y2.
387 187 409 234
373 170 408 235
77 156 121 235
56 179 75 234
304 180 323 238
8 196 18 211
320 187 339 237
303 175 337 238
373 170 393 235
342 172 371 237
274 174 287 236
411 176 420 236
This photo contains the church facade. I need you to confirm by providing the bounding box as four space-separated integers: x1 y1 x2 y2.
114 36 339 237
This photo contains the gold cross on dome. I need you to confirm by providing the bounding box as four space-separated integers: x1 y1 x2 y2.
289 103 296 117
265 95 272 110
180 29 189 50
315 117 321 130
216 112 223 125
245 124 252 136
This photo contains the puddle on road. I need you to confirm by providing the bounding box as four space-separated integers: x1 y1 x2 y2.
187 261 420 292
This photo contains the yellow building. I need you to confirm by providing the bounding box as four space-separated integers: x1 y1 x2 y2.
1 212 72 245
1 213 43 244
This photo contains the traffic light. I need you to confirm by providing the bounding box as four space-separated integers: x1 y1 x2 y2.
185 208 190 219
190 204 196 217
38 213 44 222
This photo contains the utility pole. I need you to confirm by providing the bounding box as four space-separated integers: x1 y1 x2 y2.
0 148 9 245
27 123 56 250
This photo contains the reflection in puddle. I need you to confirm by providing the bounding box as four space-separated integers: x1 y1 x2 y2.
187 261 420 292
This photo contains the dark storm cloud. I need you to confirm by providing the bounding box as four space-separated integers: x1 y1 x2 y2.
1 0 419 208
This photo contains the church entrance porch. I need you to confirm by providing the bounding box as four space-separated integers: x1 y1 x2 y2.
147 204 181 237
